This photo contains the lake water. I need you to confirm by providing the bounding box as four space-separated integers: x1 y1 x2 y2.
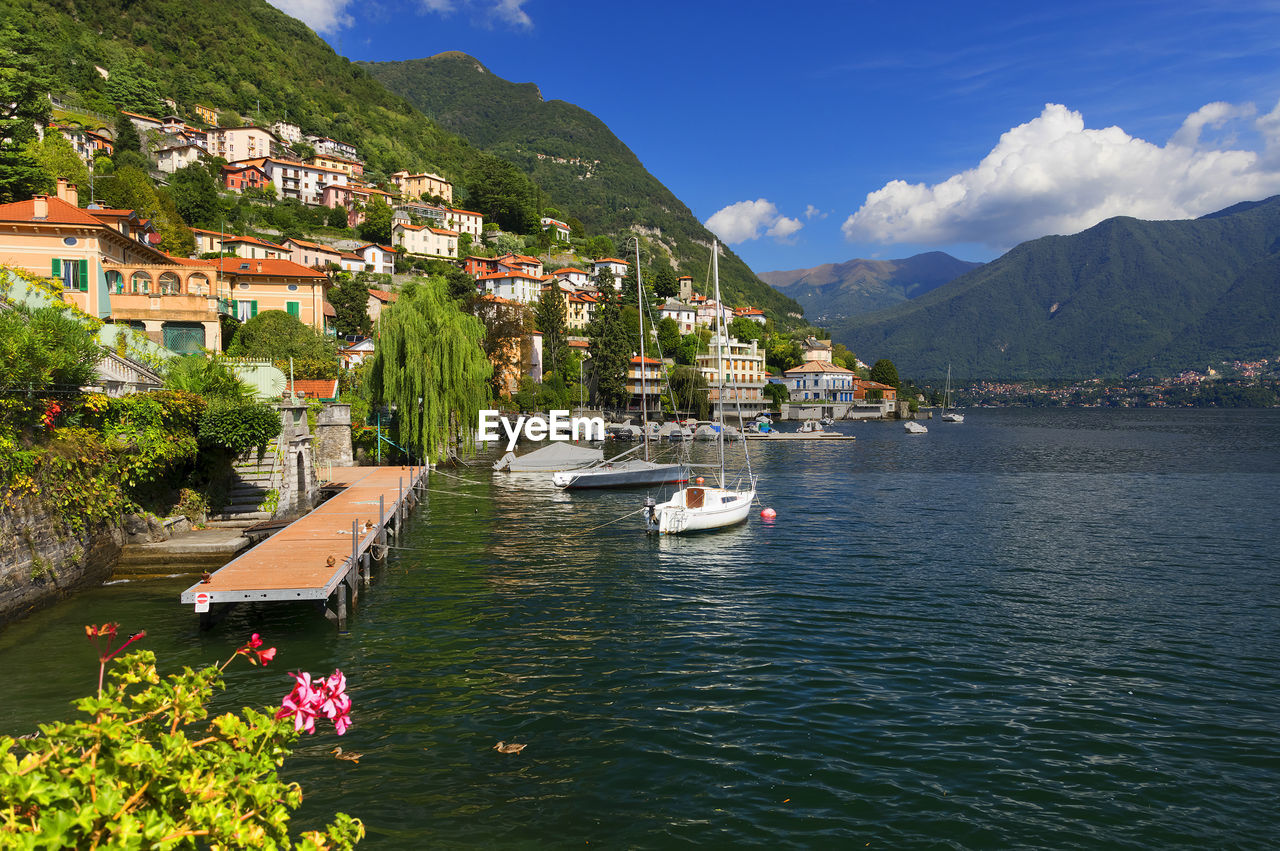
2 408 1278 848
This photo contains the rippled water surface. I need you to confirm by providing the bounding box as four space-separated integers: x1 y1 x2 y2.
2 408 1279 848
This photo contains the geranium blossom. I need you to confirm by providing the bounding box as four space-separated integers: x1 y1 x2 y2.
276 669 351 735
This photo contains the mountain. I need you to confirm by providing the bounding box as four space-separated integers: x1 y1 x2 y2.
759 252 982 323
361 53 802 322
5 0 480 180
832 196 1280 381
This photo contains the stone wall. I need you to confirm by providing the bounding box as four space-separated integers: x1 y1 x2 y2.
314 403 354 470
0 495 123 627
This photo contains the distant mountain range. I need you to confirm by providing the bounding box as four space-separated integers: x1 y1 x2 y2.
759 252 982 324
831 195 1280 381
362 52 802 322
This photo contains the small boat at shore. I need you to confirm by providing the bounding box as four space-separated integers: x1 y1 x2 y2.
494 442 603 473
745 420 855 441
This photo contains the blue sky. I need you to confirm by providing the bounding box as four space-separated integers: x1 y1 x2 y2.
271 0 1280 275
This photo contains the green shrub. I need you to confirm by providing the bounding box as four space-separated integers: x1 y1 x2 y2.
198 401 282 453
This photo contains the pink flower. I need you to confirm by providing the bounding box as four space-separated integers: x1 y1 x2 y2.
237 633 276 666
256 646 277 665
275 668 351 736
247 633 263 649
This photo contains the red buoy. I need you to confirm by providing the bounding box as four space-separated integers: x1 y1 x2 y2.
760 507 777 519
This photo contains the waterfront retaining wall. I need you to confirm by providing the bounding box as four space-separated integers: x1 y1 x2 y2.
0 495 123 627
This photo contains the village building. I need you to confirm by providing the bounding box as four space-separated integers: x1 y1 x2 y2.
390 171 453 203
540 216 571 242
213 256 330 331
155 143 205 173
356 244 397 276
221 162 270 193
308 153 363 179
550 267 591 288
53 125 114 166
476 270 541 305
306 136 359 162
207 126 277 162
659 300 696 334
783 361 860 403
592 257 628 289
194 104 218 126
696 335 769 419
222 235 289 261
280 237 343 269
565 291 597 331
626 355 666 417
190 228 233 255
366 289 397 323
734 306 767 326
392 222 458 259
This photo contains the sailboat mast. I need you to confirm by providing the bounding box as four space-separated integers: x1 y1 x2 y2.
635 237 648 462
712 240 726 484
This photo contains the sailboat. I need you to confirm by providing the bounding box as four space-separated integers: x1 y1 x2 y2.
941 364 964 423
553 239 690 490
645 240 756 534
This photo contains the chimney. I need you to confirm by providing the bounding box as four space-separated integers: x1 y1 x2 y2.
65 183 78 206
56 177 68 200
32 196 48 219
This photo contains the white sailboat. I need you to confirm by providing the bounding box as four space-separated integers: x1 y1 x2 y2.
941 364 964 423
554 238 689 490
645 240 756 534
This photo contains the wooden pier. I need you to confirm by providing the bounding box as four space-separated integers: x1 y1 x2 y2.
179 465 427 629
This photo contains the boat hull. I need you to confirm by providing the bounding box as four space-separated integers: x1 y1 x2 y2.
646 486 755 534
552 461 690 489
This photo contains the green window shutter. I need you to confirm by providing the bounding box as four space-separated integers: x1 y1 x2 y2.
51 258 61 278
286 301 300 318
250 300 258 317
79 259 89 291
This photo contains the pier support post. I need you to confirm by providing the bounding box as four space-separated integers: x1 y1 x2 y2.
348 564 359 608
335 582 347 631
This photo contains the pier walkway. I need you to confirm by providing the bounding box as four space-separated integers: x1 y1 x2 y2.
179 465 427 629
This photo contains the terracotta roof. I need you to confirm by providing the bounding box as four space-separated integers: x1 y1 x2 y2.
594 257 627 264
784 361 855 375
427 226 459 236
190 227 235 238
630 356 662 365
224 235 286 249
283 238 340 254
552 267 587 276
478 271 539 281
367 289 397 303
396 223 425 232
120 110 161 123
213 257 328 278
446 207 482 217
0 195 124 228
286 378 339 398
567 339 589 348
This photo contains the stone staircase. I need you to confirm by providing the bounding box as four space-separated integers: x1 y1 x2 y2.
205 442 282 529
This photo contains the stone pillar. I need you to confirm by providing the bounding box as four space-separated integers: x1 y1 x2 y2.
314 403 353 470
142 319 163 346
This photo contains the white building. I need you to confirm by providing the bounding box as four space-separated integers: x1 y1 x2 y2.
551 267 591 288
270 120 302 145
155 144 205 174
593 257 628 288
307 135 359 161
207 127 277 162
356 243 397 275
446 207 484 239
540 216 570 241
659 300 696 334
477 270 541 305
242 158 349 206
783 361 859 403
393 222 458 259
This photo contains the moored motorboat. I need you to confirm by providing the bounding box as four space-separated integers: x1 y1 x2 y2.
494 441 603 473
904 420 928 434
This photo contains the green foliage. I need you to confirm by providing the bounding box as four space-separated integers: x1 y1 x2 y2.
729 315 764 343
763 381 789 411
329 274 373 337
470 288 531 399
163 356 253 401
655 316 681 359
327 203 349 229
0 646 363 848
766 336 803 372
23 132 89 193
198 400 282 453
0 24 52 203
587 287 630 409
667 366 710 419
167 162 224 229
358 198 393 245
94 165 193 256
0 302 104 392
369 276 492 461
651 264 678 300
113 112 141 158
465 153 539 234
535 286 568 379
869 359 901 390
228 310 338 366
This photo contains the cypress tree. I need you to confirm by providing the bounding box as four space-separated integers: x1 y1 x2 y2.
369 276 492 462
536 285 568 380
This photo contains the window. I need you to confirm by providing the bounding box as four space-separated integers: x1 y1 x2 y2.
287 284 298 292
52 258 89 292
236 300 258 321
286 301 300 319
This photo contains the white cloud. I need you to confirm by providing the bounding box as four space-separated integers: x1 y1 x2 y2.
416 0 532 28
265 0 353 34
706 199 804 243
804 204 827 220
844 100 1280 250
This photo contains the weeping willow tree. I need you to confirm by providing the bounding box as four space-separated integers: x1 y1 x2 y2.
369 276 492 462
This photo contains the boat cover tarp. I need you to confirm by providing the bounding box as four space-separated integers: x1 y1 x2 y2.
494 442 604 472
